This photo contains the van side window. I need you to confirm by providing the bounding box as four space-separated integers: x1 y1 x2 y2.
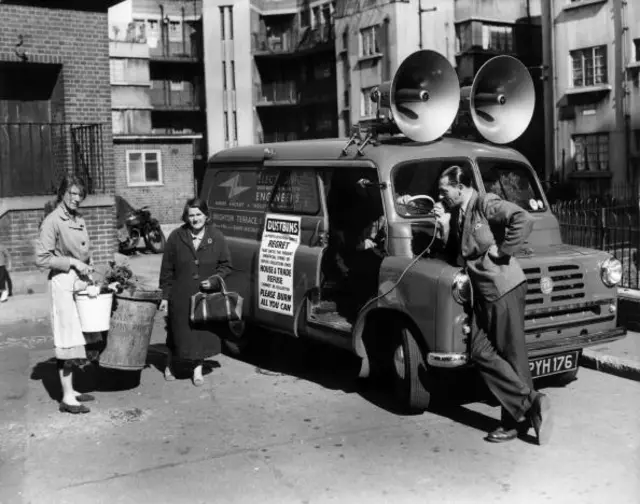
477 159 545 212
203 166 321 240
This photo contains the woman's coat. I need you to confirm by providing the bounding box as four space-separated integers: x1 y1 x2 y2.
159 224 232 361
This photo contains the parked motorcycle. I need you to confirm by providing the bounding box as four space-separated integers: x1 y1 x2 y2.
116 196 166 254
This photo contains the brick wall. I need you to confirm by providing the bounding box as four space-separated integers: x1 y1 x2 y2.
0 3 117 272
114 141 196 224
0 197 117 273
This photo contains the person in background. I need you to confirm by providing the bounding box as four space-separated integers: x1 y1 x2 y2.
434 164 552 445
159 198 232 386
0 244 12 302
36 175 99 415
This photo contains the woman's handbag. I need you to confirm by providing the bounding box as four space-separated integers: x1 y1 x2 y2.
189 276 244 324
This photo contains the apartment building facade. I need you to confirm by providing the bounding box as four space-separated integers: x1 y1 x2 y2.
203 0 339 157
335 0 545 176
108 0 204 223
543 0 639 194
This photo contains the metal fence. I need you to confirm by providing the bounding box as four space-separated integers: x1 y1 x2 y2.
551 191 640 289
0 123 106 197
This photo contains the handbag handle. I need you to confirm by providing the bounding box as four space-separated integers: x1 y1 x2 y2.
210 274 228 294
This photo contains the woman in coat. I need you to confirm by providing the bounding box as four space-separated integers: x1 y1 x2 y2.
35 175 99 414
159 197 232 386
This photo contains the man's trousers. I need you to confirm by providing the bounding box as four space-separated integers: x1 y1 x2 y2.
470 281 536 424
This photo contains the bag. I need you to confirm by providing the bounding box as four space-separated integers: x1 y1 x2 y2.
189 276 244 324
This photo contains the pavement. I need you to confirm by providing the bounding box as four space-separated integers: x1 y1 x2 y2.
0 252 639 382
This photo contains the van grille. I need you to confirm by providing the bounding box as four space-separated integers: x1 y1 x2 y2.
523 264 586 307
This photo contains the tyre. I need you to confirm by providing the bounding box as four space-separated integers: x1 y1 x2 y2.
392 323 431 413
143 223 166 254
554 367 579 386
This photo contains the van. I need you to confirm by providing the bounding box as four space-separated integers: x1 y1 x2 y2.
200 51 626 412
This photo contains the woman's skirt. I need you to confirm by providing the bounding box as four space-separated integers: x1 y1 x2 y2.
49 269 102 363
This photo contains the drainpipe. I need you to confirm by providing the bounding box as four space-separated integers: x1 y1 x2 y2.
541 0 555 183
182 6 186 55
613 0 627 185
160 4 166 57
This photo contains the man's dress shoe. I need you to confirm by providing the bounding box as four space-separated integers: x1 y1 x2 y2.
75 393 95 402
59 402 90 414
486 426 518 443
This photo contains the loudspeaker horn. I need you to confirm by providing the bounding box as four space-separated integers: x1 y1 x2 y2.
462 55 535 144
374 50 460 143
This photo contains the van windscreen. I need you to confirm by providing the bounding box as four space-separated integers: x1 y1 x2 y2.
477 159 546 213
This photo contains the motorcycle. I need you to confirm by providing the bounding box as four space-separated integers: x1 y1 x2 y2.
116 196 166 254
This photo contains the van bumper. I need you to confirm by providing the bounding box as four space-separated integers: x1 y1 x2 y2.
526 326 627 358
426 327 627 368
427 352 469 368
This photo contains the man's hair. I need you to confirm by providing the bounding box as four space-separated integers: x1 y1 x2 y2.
181 197 211 224
440 165 473 188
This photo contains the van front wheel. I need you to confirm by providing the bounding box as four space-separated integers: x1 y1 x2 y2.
392 325 431 413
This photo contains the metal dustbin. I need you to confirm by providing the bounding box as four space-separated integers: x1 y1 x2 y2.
99 288 162 371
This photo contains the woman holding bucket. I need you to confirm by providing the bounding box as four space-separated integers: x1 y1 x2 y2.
36 175 100 415
159 197 232 386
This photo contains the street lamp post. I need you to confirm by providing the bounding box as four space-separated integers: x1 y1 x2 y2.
418 1 437 50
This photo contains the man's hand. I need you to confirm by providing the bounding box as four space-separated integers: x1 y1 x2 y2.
487 244 508 261
433 202 451 228
71 258 94 276
200 276 221 291
159 300 168 312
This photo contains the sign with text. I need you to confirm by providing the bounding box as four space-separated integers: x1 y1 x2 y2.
258 214 301 315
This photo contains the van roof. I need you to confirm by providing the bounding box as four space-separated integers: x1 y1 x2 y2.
208 136 531 172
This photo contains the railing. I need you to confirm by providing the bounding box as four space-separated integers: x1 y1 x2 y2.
252 24 334 55
255 82 298 105
551 195 640 289
149 86 201 109
149 38 200 60
0 123 105 197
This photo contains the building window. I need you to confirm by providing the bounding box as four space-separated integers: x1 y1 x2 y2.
222 61 227 90
233 111 238 141
219 6 225 39
313 6 321 27
482 24 513 52
361 86 377 117
230 61 236 90
228 7 234 40
169 78 183 91
359 26 380 57
223 112 230 141
127 150 162 186
301 8 310 29
146 19 159 38
455 23 472 53
634 39 640 62
571 45 607 87
168 20 182 42
573 134 609 172
313 61 332 80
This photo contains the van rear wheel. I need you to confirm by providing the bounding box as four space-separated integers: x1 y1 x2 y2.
392 325 431 413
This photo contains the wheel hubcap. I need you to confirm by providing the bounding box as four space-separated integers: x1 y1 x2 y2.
393 344 405 380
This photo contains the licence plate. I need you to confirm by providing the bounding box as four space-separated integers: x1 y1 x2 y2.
529 351 579 379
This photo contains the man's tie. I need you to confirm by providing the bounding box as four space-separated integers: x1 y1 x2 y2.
457 208 465 241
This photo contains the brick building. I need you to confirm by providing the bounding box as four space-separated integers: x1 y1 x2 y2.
0 0 118 283
108 0 203 223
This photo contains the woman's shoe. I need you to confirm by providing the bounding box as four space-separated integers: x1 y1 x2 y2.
192 375 204 387
75 393 95 402
59 402 90 414
164 368 176 381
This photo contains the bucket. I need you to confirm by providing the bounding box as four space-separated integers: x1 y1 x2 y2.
99 289 162 371
74 291 113 332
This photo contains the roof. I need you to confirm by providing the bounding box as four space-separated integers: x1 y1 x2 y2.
209 136 531 175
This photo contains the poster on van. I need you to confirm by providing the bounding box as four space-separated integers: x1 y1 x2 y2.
258 214 302 315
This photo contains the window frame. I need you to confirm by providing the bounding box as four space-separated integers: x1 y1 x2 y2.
126 149 163 187
360 86 377 118
359 25 380 57
572 133 609 172
570 45 608 87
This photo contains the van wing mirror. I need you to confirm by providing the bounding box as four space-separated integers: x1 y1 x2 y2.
401 194 436 214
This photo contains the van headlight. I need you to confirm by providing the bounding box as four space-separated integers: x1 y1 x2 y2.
452 271 471 304
600 257 622 287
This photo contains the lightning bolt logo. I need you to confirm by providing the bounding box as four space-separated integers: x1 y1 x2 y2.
219 174 251 200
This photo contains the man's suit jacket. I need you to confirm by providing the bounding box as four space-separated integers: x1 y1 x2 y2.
443 190 534 302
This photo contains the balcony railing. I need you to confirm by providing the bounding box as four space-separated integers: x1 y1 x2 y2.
252 24 334 56
149 38 201 61
149 86 201 110
0 123 105 198
255 82 298 105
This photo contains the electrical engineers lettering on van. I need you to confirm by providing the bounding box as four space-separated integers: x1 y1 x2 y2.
201 50 627 413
